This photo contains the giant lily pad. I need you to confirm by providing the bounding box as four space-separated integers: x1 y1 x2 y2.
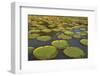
33 46 57 60
63 47 85 58
37 36 51 41
73 33 81 39
80 39 88 46
64 31 74 36
51 40 69 49
41 29 52 33
28 33 40 39
57 34 72 39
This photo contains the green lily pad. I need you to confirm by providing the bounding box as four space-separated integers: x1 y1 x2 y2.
33 46 57 60
63 47 85 58
80 39 88 46
36 25 47 30
41 29 52 33
28 33 40 39
51 40 69 49
80 31 87 36
28 29 41 33
37 36 51 41
64 31 74 36
73 33 81 39
57 33 72 39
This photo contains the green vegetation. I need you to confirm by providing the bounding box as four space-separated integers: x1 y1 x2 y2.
73 33 81 39
51 40 69 49
57 33 72 39
64 31 74 36
28 15 88 60
80 31 87 36
80 28 87 31
80 39 88 46
33 46 57 60
28 33 40 39
37 36 52 41
28 29 41 33
41 29 52 33
63 47 85 58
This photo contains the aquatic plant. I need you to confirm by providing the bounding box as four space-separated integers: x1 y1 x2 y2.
63 47 85 58
38 20 49 25
37 36 51 41
48 25 57 28
80 28 87 31
80 31 87 36
80 39 88 46
28 29 41 33
51 40 69 49
28 47 34 54
57 33 72 39
73 33 81 39
64 31 74 36
41 29 52 33
65 27 73 30
36 25 47 30
28 33 40 39
52 28 61 32
33 46 57 60
72 26 81 29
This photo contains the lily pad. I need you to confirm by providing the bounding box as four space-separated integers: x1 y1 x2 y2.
51 40 69 49
73 33 81 39
28 29 41 33
28 33 40 39
57 33 72 39
33 46 57 60
80 31 87 36
63 47 85 58
41 29 52 33
80 39 88 46
64 31 74 36
37 36 51 41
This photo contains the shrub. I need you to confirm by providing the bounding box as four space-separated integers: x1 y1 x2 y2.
51 40 69 49
63 47 85 58
37 36 51 41
28 33 40 39
33 46 57 60
80 39 88 46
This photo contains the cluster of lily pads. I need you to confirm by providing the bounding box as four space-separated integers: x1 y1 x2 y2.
28 15 88 40
29 40 86 60
28 15 88 60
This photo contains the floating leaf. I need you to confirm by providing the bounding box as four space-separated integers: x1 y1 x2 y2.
33 46 57 60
